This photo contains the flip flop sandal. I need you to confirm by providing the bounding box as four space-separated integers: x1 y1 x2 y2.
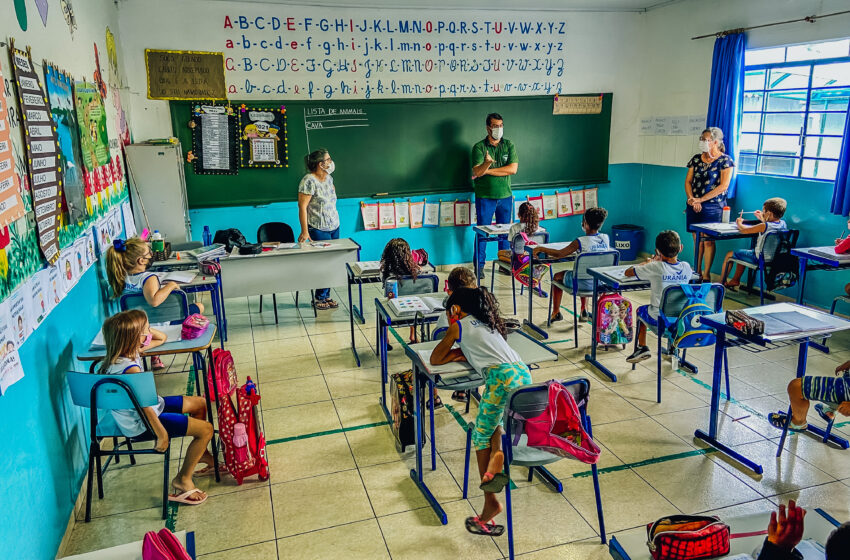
479 472 510 493
194 464 228 478
767 412 807 432
325 299 340 309
723 281 740 291
431 395 444 409
168 488 208 505
465 516 505 537
451 391 468 403
550 312 564 323
314 300 332 310
815 403 836 424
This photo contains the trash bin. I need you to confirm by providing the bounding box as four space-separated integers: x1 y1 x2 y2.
612 224 644 262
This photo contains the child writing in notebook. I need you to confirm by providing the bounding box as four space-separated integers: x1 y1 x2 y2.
380 238 421 344
433 267 478 403
497 202 545 265
536 207 609 323
721 197 787 290
106 238 204 371
99 309 217 506
430 287 531 537
625 230 694 364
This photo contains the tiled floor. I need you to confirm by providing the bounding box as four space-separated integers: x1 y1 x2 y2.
61 266 850 558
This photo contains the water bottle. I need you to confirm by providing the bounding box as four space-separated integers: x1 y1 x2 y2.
202 225 212 246
722 206 731 223
385 279 398 298
151 230 164 252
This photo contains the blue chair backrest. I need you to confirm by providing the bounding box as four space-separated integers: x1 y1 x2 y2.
119 290 189 324
511 231 549 256
397 273 439 296
659 283 725 319
504 377 590 442
573 250 619 286
757 229 798 264
67 370 159 410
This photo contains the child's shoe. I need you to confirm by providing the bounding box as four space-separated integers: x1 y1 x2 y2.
151 356 167 371
580 310 591 323
626 346 651 363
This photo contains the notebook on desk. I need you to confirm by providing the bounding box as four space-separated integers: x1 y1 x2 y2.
155 270 197 284
808 246 850 262
91 323 183 349
747 311 831 336
352 261 381 275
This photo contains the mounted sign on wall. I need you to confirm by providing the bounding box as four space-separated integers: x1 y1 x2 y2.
145 49 227 101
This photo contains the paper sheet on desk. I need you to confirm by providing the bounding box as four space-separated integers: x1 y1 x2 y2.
416 348 470 376
537 242 570 251
699 222 740 233
92 323 183 348
155 270 197 284
747 311 830 336
277 242 300 250
602 265 632 281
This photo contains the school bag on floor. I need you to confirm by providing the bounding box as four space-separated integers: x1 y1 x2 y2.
596 293 633 347
142 528 192 560
661 284 715 351
390 370 422 453
512 232 550 295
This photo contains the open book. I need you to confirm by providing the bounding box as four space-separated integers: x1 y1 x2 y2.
154 270 197 284
351 261 381 276
388 296 445 316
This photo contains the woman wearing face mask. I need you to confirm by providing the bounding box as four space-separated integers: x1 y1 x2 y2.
685 127 735 282
298 148 341 310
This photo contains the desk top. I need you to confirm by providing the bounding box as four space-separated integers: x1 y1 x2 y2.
702 302 850 344
347 261 436 281
221 238 360 261
78 325 217 361
792 246 850 268
376 292 446 324
610 509 836 560
688 222 759 238
473 224 512 236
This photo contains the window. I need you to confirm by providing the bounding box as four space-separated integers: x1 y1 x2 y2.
741 39 850 181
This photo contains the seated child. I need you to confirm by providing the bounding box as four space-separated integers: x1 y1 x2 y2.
430 287 531 537
768 359 850 433
625 230 694 363
433 267 478 403
99 309 217 505
721 197 787 290
381 237 421 344
834 218 850 296
497 202 545 265
755 499 849 560
536 207 609 323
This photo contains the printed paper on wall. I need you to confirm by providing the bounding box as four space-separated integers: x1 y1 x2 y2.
439 200 455 227
409 201 424 229
527 195 544 221
378 201 396 230
584 188 598 209
0 301 25 396
454 200 471 226
423 201 439 227
7 287 29 346
27 269 48 328
395 201 409 228
572 190 585 215
541 194 557 220
557 191 573 217
361 202 378 230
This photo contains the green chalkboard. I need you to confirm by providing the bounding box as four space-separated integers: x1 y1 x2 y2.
169 94 612 209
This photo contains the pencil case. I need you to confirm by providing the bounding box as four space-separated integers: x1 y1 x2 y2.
181 314 209 339
725 310 764 336
646 515 729 560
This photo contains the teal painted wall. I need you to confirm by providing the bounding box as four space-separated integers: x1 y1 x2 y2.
0 264 114 559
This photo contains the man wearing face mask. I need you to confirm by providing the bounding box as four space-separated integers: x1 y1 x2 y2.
471 113 519 279
298 148 341 310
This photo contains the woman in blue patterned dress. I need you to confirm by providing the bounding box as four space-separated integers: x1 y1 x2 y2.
685 127 735 281
298 148 341 310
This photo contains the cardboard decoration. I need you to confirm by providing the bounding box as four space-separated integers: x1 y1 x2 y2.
394 201 409 228
409 200 424 229
360 202 378 230
557 191 573 217
572 190 586 215
454 200 471 226
527 195 544 221
0 61 25 228
238 106 287 168
439 200 455 227
10 44 63 264
378 201 396 230
584 187 599 209
542 194 557 220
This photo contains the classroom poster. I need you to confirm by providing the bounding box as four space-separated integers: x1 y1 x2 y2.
84 229 96 266
557 191 573 217
409 201 424 229
59 248 78 293
27 269 48 327
514 198 526 220
527 195 544 221
423 202 439 227
109 206 123 238
238 106 287 168
48 260 65 305
542 194 557 220
470 207 477 226
8 287 29 345
11 45 63 264
584 188 599 209
44 63 87 224
0 61 25 228
73 237 88 275
378 202 396 230
394 201 409 228
454 200 471 226
121 200 136 238
572 190 586 214
74 81 110 172
95 217 112 255
0 302 25 396
360 202 378 230
439 200 455 227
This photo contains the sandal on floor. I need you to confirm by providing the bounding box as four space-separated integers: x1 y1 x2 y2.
324 299 339 309
479 472 510 493
431 395 443 410
314 300 332 310
767 412 807 432
723 281 740 291
815 403 836 424
168 488 207 505
465 516 505 536
451 391 468 403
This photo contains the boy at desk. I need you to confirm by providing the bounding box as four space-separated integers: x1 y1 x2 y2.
721 197 787 290
625 230 693 364
768 358 850 433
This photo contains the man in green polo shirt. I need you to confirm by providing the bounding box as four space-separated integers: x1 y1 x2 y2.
471 112 518 278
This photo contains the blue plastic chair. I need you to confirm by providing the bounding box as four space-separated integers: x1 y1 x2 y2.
548 250 619 348
396 273 439 297
633 283 730 403
119 290 190 324
67 370 171 522
721 230 799 305
491 231 551 315
461 378 605 559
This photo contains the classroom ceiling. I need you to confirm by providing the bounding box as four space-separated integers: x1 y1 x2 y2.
194 0 682 12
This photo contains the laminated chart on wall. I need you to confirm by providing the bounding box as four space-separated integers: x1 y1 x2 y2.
10 45 63 264
27 268 48 329
439 200 455 227
572 190 585 214
584 188 598 209
557 191 573 217
361 202 378 230
238 106 287 168
7 287 29 346
514 197 525 220
423 201 439 227
527 195 544 221
0 62 25 229
395 201 409 228
190 104 238 175
409 200 424 229
454 200 471 226
44 63 87 224
378 201 395 229
121 200 136 238
0 300 25 395
541 194 557 220
75 80 111 212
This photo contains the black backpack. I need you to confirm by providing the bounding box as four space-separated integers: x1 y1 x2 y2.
213 228 248 252
765 230 800 291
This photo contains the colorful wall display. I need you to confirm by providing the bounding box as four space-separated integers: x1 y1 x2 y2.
238 106 287 168
0 61 26 229
10 44 63 264
74 81 110 173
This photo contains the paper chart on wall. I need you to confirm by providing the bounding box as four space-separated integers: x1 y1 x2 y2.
571 191 585 214
7 287 29 346
454 200 471 226
670 115 688 136
514 198 526 220
688 115 706 135
409 201 424 229
378 201 396 229
121 200 136 238
653 116 671 136
73 237 88 276
0 61 25 228
95 217 112 255
557 191 573 217
361 202 378 230
395 201 409 228
109 206 123 239
583 188 598 209
59 248 79 293
48 260 66 306
27 269 48 328
527 195 544 221
84 229 96 267
439 201 455 227
541 194 557 220
0 301 24 396
639 118 653 136
423 201 439 227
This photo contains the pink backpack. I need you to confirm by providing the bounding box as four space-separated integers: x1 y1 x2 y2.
595 293 633 346
142 528 191 560
181 313 209 339
411 248 429 267
207 348 238 399
516 381 601 464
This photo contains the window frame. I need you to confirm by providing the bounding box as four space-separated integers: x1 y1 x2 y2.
741 53 850 183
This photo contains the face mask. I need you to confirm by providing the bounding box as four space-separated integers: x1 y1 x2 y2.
141 332 152 347
323 161 335 174
490 127 503 141
699 140 712 153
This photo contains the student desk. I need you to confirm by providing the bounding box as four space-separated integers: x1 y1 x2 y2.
149 261 227 346
218 239 360 323
696 303 850 475
345 262 436 367
472 224 512 281
791 247 850 306
77 326 223 481
523 243 576 339
374 292 444 421
404 332 558 524
609 508 839 560
62 531 196 559
584 265 700 382
688 222 758 269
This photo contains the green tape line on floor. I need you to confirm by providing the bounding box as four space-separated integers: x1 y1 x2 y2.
387 325 409 348
676 369 764 420
266 421 390 445
543 339 573 345
571 447 718 479
165 502 178 532
185 367 195 397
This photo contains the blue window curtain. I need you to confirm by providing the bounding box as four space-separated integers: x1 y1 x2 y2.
706 32 746 199
830 104 850 215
